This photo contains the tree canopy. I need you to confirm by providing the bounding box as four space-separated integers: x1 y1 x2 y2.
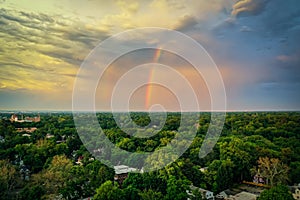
0 112 299 199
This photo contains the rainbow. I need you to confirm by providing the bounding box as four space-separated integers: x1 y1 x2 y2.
153 47 162 63
145 48 162 109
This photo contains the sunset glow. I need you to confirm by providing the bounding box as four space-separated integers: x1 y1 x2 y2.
0 0 299 111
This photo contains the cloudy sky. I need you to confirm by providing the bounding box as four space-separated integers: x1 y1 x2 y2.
0 0 299 111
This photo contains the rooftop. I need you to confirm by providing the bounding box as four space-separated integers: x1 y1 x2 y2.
114 165 137 175
227 191 257 200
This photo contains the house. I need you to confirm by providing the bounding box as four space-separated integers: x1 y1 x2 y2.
114 165 137 186
188 185 214 200
216 191 229 200
200 188 215 200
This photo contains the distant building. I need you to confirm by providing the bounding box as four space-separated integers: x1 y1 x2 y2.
16 127 37 133
114 165 138 186
10 113 40 123
10 114 20 122
46 133 54 139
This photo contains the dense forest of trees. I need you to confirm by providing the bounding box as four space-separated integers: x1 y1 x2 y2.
0 112 299 199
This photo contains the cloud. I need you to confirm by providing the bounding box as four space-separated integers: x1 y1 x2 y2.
277 54 300 63
232 0 269 17
0 1 237 110
173 15 198 31
97 0 233 32
0 7 114 103
115 0 139 14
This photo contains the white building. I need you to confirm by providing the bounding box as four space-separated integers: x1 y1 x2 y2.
113 165 138 185
114 165 138 175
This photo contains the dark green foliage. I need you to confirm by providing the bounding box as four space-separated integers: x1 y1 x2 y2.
165 176 190 200
258 185 294 200
190 189 203 200
139 189 163 200
215 160 234 192
93 181 125 200
289 161 300 184
19 185 45 200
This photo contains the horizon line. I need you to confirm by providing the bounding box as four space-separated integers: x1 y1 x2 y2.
0 109 299 113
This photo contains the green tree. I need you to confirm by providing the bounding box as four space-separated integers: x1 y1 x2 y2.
220 137 253 182
123 186 140 200
84 160 114 192
179 159 204 187
0 160 20 200
139 189 163 200
19 185 45 200
204 160 222 191
216 159 234 192
60 165 87 200
289 161 300 184
122 173 144 190
93 180 124 200
32 155 73 198
189 189 203 200
258 185 294 200
165 175 190 200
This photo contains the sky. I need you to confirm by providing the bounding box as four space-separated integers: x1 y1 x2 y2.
0 0 299 111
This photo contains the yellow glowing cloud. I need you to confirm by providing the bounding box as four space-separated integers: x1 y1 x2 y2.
0 0 236 110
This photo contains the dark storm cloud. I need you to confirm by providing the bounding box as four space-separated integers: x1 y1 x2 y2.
253 0 300 85
229 0 300 65
180 0 300 110
234 0 300 108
